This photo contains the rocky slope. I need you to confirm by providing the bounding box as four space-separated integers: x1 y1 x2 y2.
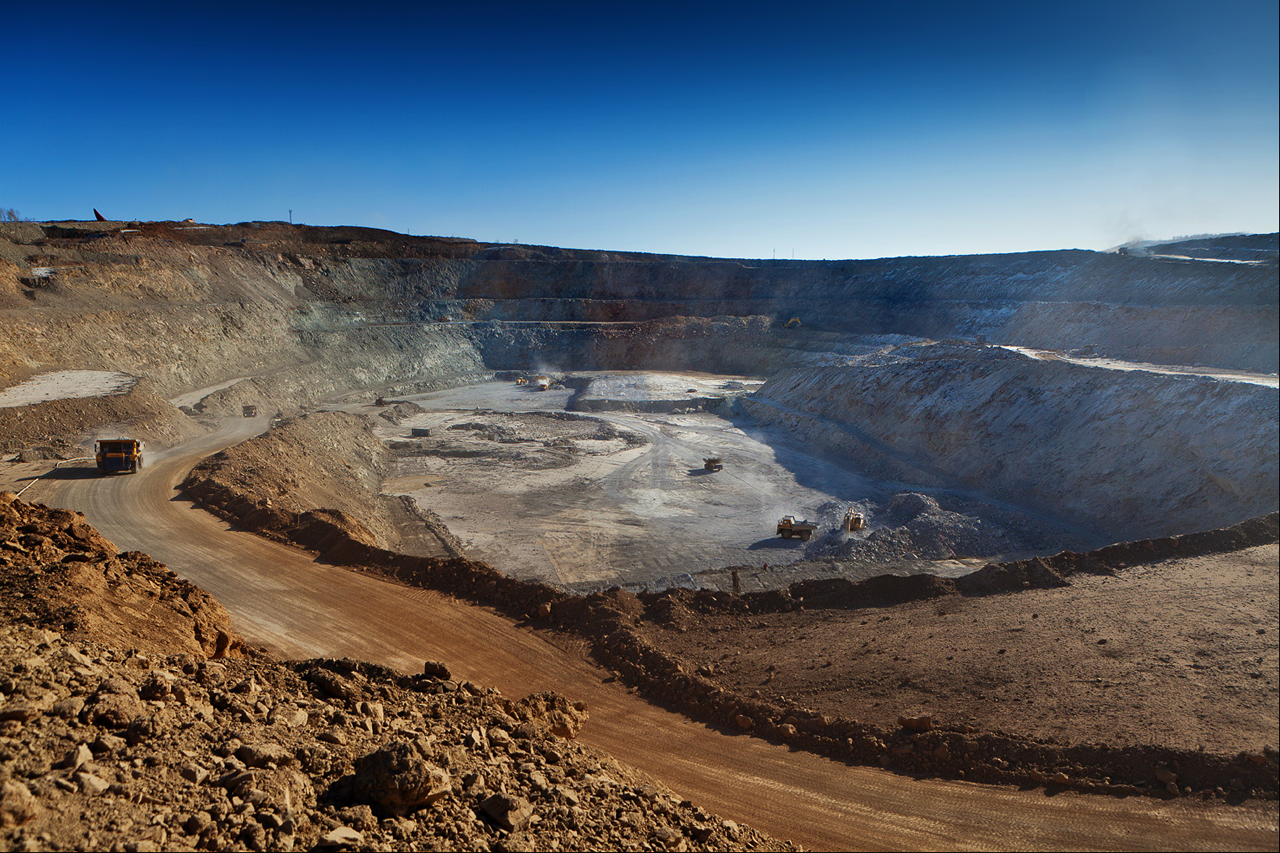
0 493 791 852
744 341 1279 541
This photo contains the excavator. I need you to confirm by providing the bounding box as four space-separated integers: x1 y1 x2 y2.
843 508 866 531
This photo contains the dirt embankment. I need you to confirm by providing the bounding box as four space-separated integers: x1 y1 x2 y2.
0 492 243 661
0 379 204 456
180 418 1279 800
746 341 1279 541
0 497 791 853
180 412 456 558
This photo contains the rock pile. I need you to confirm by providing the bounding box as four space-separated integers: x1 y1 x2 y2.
0 496 793 852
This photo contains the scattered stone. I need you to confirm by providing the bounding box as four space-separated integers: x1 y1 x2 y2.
897 714 933 732
75 772 111 795
83 692 145 728
481 792 534 831
319 826 364 848
422 660 452 679
237 742 293 768
179 762 208 784
0 781 40 827
58 743 93 771
352 740 453 816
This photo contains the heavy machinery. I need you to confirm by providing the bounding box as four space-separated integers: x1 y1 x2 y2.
777 515 817 541
536 376 551 391
703 457 723 472
95 439 143 474
515 377 529 386
843 508 866 531
242 405 258 417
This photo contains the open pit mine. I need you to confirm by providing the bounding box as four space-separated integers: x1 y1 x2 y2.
1 220 1277 852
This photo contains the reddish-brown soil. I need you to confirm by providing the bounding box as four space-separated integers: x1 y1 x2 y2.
634 544 1279 756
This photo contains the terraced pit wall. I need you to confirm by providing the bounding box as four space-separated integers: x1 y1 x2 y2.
744 343 1279 542
2 222 1276 538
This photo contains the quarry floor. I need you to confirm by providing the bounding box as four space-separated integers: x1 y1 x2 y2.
330 373 1060 592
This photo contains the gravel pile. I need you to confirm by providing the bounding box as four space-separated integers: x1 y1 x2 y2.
805 493 1080 562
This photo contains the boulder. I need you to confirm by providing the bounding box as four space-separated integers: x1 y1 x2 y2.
351 740 452 816
481 793 534 831
0 781 39 828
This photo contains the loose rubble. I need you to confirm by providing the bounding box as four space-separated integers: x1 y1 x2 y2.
0 494 794 852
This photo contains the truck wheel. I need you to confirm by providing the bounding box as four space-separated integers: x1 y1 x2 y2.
781 530 792 539
800 531 811 541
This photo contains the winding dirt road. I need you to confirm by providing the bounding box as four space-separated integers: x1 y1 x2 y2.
32 419 1279 851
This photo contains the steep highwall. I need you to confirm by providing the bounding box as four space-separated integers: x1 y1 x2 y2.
744 343 1279 540
5 223 1274 387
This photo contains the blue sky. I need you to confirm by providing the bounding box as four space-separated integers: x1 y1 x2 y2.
3 1 1276 259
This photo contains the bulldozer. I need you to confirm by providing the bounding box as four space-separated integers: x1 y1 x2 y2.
95 439 143 474
515 377 529 386
703 457 723 472
843 508 866 532
777 515 817 541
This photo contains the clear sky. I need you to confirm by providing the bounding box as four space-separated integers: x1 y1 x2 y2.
3 1 1277 259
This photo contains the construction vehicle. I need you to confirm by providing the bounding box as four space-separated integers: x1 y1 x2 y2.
703 457 723 472
95 439 143 474
843 508 866 532
783 317 801 328
242 405 258 417
515 377 529 386
536 376 551 391
777 515 817 541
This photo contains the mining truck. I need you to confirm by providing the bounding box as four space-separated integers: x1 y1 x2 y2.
703 457 723 472
777 515 817 541
95 439 143 474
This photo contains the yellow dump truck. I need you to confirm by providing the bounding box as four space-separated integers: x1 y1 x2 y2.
777 515 817 541
95 439 143 474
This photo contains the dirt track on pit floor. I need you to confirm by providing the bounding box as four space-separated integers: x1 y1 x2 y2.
23 418 1280 851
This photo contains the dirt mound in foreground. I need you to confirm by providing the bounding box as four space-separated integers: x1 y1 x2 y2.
0 492 242 660
0 496 791 852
